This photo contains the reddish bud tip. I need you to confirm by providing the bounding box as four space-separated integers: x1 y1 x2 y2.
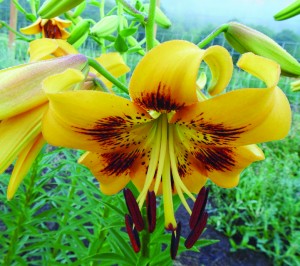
170 222 181 260
189 187 209 229
146 191 156 233
125 214 141 253
123 189 144 231
185 211 208 249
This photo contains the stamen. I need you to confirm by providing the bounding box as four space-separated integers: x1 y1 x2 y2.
137 118 161 207
162 150 177 230
154 114 168 194
125 214 141 253
146 191 156 233
185 211 208 249
170 222 181 260
169 125 196 210
189 187 209 229
123 189 144 231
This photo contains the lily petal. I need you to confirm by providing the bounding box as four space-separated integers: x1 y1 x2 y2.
171 53 291 146
172 86 290 147
91 53 130 89
7 134 45 200
205 145 264 188
29 39 78 62
0 104 47 174
79 151 131 194
129 40 233 112
20 18 42 34
0 54 87 120
42 91 153 152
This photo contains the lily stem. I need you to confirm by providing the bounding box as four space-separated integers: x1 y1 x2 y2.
87 57 129 94
145 0 157 51
197 24 229 49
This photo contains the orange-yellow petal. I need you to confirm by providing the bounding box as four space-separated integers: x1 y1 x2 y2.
29 39 78 62
0 104 47 175
42 90 153 152
206 145 264 188
129 40 233 112
79 151 131 195
7 134 45 200
20 18 42 35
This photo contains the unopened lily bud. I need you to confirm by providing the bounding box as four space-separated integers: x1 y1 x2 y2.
38 0 85 18
274 0 300 21
68 20 90 45
144 4 172 28
0 54 87 120
291 79 300 92
225 22 300 77
90 15 119 37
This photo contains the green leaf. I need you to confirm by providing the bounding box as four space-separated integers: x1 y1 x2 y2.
114 34 128 53
119 27 138 37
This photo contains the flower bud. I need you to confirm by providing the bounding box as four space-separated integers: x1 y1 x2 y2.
274 0 300 21
225 22 300 77
38 0 85 18
144 4 172 28
90 16 119 37
0 54 87 120
67 20 90 45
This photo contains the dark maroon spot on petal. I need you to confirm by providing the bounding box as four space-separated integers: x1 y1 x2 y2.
170 222 181 260
189 187 209 229
124 189 144 231
134 82 184 112
146 191 156 233
101 150 140 176
194 147 236 172
166 223 176 231
185 211 208 249
125 214 141 253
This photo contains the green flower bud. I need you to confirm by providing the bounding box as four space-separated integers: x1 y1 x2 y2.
144 4 172 28
225 22 300 77
90 15 119 37
38 0 85 18
291 79 300 92
274 0 300 21
67 20 90 45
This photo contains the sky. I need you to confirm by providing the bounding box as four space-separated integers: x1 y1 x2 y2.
162 0 300 33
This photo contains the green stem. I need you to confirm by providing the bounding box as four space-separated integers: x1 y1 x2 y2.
145 0 157 51
87 57 129 94
117 0 146 17
0 21 32 42
140 224 151 259
197 24 229 48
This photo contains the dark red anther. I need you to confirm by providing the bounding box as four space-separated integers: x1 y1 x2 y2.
125 214 141 253
170 222 181 260
146 191 156 233
189 187 209 229
123 189 144 231
185 211 208 249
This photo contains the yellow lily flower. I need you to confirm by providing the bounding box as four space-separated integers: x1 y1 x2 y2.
28 38 130 90
0 55 88 200
42 40 291 236
20 17 71 39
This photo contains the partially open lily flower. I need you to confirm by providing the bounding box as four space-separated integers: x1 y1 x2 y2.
0 55 88 200
20 17 71 39
42 40 291 249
